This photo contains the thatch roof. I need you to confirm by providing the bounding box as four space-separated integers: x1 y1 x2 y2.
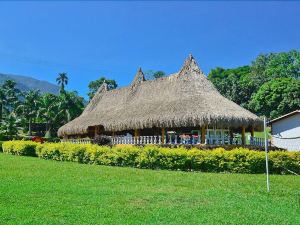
58 55 263 137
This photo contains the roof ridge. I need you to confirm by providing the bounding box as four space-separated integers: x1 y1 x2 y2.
131 67 145 88
178 54 204 76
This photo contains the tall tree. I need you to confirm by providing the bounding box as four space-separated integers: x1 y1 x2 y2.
0 87 5 123
56 72 69 94
208 66 255 109
208 50 300 116
0 113 19 137
16 90 40 136
58 91 84 124
2 80 21 114
88 77 117 99
37 94 61 138
251 50 300 89
249 78 300 119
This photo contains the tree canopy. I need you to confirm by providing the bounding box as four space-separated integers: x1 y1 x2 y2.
88 77 117 99
0 74 85 139
144 70 166 80
249 78 300 119
56 72 69 94
208 50 300 119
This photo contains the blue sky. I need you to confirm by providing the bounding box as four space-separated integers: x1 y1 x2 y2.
0 1 299 98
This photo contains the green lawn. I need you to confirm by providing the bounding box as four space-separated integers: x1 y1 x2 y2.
0 153 299 225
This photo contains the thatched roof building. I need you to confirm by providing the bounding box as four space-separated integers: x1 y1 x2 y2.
58 55 263 139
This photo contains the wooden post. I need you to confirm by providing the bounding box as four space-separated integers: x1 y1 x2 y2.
241 126 246 145
251 127 254 137
201 126 206 144
161 128 165 144
230 130 233 144
134 129 139 138
94 126 98 137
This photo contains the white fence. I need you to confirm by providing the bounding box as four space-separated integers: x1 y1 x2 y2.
205 135 241 145
110 135 265 146
112 136 165 145
60 136 266 147
249 137 265 147
61 139 92 144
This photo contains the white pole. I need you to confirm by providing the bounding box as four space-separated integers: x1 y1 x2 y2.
264 116 270 192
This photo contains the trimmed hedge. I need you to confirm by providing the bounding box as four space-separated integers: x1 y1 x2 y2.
2 141 39 156
2 141 300 174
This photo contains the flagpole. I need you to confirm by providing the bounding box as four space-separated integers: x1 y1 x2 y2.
264 116 270 192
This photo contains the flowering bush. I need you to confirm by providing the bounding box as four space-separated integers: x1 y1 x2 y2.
2 140 39 156
31 136 44 143
2 141 300 174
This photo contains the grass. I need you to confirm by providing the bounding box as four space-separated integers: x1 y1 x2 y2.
0 153 299 225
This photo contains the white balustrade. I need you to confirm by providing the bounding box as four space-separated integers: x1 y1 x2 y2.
61 134 267 147
61 139 92 144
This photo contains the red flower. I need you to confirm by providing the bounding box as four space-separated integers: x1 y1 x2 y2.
32 136 44 143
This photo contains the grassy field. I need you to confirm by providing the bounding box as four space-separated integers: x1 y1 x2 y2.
0 153 299 225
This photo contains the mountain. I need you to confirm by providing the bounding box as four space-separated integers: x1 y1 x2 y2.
0 73 59 95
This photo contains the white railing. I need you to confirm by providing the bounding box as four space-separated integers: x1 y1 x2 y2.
205 135 231 145
61 139 92 144
61 136 266 147
249 137 265 147
111 136 164 145
111 135 261 146
205 135 244 145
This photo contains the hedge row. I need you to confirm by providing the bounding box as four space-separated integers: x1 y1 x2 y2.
2 141 300 174
2 141 38 156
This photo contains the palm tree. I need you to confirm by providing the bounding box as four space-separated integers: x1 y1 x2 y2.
16 90 40 136
56 72 68 94
37 94 61 138
2 80 21 114
0 87 6 123
0 112 19 137
58 91 84 124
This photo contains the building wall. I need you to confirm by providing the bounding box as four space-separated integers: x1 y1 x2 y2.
271 113 300 151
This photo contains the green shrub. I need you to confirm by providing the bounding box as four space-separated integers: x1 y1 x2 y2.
0 141 4 152
2 141 39 156
2 141 300 174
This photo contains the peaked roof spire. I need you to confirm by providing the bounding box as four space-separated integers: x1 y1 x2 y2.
131 67 145 87
96 80 108 94
179 54 204 76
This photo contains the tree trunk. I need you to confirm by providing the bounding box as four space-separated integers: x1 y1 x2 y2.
45 122 52 138
0 102 2 123
28 118 32 136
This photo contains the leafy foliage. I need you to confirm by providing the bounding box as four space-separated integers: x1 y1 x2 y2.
57 91 85 124
249 78 300 118
56 72 68 94
0 113 20 137
16 90 41 135
208 66 254 109
4 141 299 174
208 50 300 118
0 74 84 139
251 50 300 88
88 77 117 99
37 94 61 138
2 140 39 156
